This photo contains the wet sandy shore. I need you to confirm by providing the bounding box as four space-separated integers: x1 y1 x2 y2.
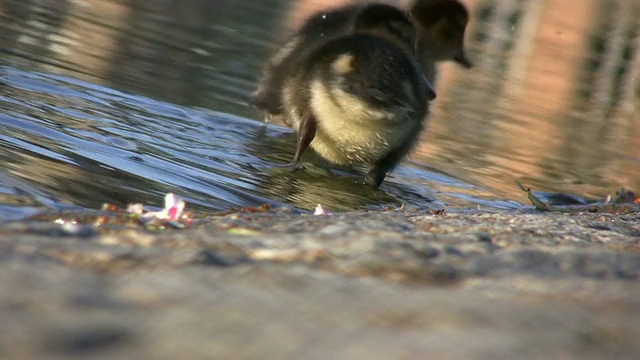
1 209 639 359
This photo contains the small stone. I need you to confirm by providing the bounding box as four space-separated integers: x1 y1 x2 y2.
192 250 247 267
444 246 464 256
56 326 131 354
475 232 492 243
421 246 440 259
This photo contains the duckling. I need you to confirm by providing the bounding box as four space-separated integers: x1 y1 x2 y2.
409 0 473 82
281 28 436 188
253 0 473 119
254 2 415 119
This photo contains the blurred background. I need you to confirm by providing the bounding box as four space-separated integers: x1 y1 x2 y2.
1 0 639 218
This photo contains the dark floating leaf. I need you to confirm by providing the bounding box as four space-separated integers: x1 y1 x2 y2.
608 188 638 204
516 181 640 214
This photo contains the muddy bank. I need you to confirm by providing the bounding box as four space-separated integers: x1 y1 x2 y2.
1 209 639 359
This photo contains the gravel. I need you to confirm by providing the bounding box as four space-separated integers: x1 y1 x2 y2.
1 209 639 359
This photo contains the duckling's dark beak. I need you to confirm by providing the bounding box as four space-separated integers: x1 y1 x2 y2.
453 47 473 68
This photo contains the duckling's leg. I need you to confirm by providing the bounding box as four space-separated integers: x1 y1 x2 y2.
289 113 317 170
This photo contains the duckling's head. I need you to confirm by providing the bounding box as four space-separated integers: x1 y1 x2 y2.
350 3 417 54
409 0 472 68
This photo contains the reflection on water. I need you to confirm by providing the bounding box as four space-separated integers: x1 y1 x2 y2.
0 0 284 118
0 0 639 219
421 0 640 201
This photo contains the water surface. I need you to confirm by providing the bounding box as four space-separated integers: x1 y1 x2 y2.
1 0 638 220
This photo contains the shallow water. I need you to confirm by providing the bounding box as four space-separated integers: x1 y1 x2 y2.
1 0 639 220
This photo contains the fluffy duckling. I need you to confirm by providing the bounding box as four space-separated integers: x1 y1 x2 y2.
253 2 381 118
409 0 473 81
280 7 436 188
253 0 473 118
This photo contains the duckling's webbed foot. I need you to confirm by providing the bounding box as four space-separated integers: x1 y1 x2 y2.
365 167 387 189
289 113 317 170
